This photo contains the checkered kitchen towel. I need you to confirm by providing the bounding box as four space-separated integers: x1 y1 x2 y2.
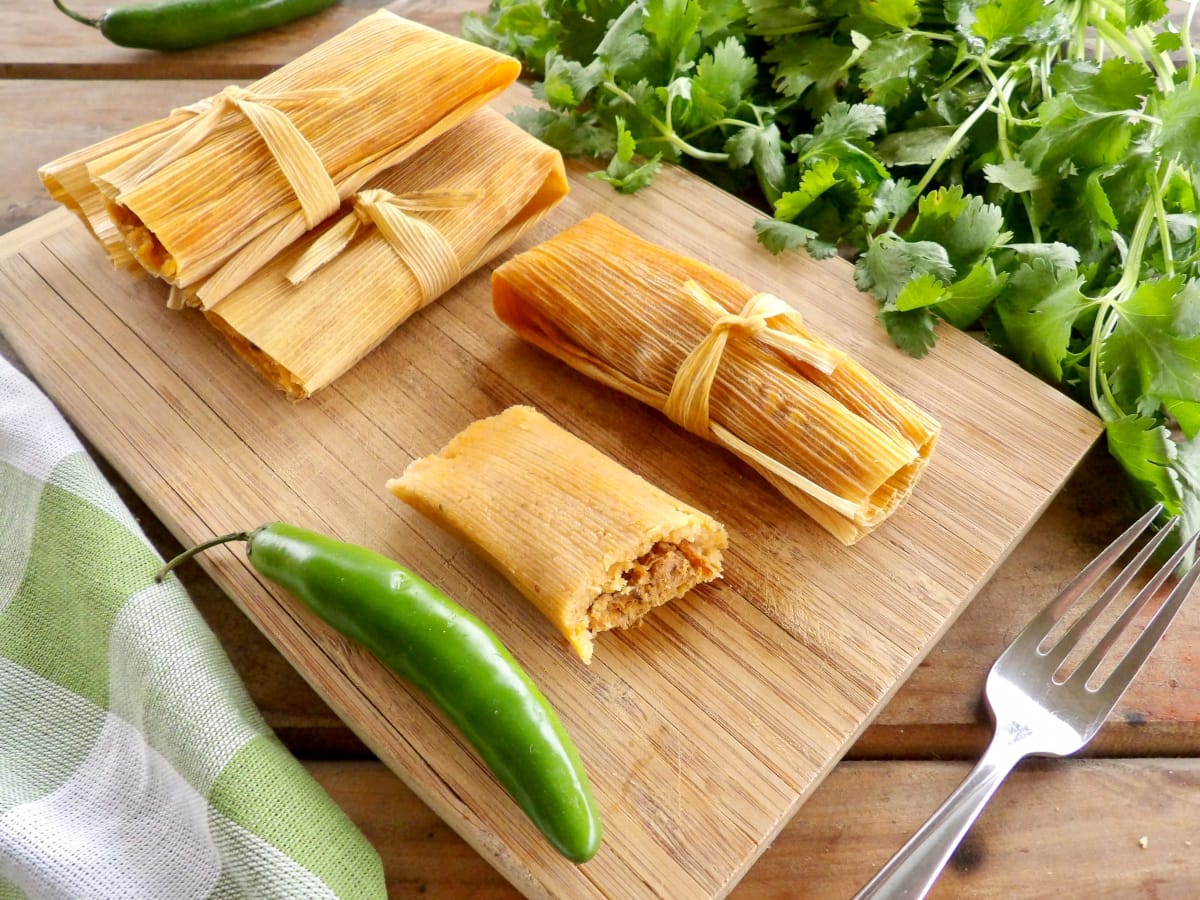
0 357 386 899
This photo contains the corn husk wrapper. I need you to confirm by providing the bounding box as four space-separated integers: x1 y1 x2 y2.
38 111 195 271
40 10 520 307
203 107 569 400
388 405 727 664
491 215 940 545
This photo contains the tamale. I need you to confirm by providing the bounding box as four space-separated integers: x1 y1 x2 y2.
388 405 727 664
71 11 520 305
491 214 940 544
37 111 194 271
203 107 568 400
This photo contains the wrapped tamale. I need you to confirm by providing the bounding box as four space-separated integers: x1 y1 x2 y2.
38 111 194 271
491 214 940 545
203 107 569 399
40 10 520 306
388 405 727 664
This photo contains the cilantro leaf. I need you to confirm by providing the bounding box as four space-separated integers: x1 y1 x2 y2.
1155 81 1200 173
644 0 702 71
995 258 1090 382
1125 0 1167 27
765 35 854 107
876 126 960 167
854 234 955 303
775 158 841 220
1105 414 1180 507
936 259 1009 328
753 218 840 258
983 158 1045 193
879 307 938 357
971 0 1047 46
1104 277 1200 431
856 32 932 108
593 116 663 193
507 106 616 157
893 272 948 311
905 186 1011 273
694 36 757 112
1020 59 1155 172
539 52 603 109
726 121 788 202
860 0 922 28
594 1 652 75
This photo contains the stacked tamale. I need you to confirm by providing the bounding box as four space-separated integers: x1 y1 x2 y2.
38 10 567 398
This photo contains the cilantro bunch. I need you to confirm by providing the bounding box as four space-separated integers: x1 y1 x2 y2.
465 0 1200 541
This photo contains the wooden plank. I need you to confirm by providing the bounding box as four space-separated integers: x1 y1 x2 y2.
0 1 466 79
0 123 1099 894
308 757 1200 897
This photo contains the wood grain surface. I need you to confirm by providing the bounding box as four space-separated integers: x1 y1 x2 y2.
0 90 1098 893
3 1 1199 897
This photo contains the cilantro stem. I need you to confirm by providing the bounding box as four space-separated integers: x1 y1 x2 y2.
1152 160 1176 277
1088 195 1157 420
1186 0 1199 83
979 59 1042 242
601 80 731 163
682 117 757 141
892 66 1019 230
1091 13 1176 88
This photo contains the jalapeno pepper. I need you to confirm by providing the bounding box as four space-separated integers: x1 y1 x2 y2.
53 0 340 52
157 522 602 863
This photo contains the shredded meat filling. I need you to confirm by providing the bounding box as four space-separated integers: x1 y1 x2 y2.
587 540 715 632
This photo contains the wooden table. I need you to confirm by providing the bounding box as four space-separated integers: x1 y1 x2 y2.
2 2 1198 896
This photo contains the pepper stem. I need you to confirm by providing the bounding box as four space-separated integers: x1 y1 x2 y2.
52 0 101 29
156 531 253 583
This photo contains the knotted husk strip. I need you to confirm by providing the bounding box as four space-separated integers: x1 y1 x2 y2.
204 107 568 400
491 214 940 544
388 405 728 664
82 10 520 305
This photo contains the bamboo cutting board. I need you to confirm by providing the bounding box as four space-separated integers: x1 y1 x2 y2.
0 106 1099 896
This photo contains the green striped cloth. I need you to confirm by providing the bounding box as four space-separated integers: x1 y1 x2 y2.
0 357 386 899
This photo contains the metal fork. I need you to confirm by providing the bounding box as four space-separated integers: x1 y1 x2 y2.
855 504 1200 899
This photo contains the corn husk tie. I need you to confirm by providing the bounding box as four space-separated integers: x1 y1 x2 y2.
663 280 861 519
286 188 476 299
131 86 343 230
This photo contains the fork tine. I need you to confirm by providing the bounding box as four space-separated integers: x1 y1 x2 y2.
1067 520 1188 686
1093 530 1200 700
1003 504 1163 659
1040 516 1179 671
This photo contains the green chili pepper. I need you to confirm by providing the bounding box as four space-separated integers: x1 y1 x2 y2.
157 522 602 863
53 0 340 52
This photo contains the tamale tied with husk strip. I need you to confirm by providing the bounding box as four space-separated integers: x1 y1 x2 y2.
389 405 727 664
491 214 940 545
48 10 520 307
204 107 569 400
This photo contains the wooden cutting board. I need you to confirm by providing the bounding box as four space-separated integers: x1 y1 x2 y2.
0 92 1100 897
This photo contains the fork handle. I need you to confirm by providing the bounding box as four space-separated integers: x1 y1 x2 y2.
853 737 1026 900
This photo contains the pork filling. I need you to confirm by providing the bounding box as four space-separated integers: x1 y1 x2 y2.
588 540 716 632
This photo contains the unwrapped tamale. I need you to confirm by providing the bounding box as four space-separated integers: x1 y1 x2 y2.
203 107 569 399
491 214 940 544
40 10 520 307
388 405 727 664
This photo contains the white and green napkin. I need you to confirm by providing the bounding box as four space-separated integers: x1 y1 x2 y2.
0 356 386 899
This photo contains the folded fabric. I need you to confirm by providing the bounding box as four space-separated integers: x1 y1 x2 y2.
0 357 385 899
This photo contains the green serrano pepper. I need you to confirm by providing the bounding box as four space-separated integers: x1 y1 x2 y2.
157 522 602 863
53 0 340 52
